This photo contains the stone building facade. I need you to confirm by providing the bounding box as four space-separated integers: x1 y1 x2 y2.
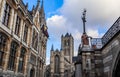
0 0 49 77
76 9 120 77
50 33 74 77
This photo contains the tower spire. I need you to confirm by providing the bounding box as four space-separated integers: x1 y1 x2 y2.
37 0 40 5
41 0 44 8
82 9 87 34
51 44 54 51
37 0 40 4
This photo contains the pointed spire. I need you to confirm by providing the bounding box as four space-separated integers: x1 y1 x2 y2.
41 0 44 13
61 34 63 37
32 5 35 11
41 0 44 8
25 3 28 9
82 9 87 34
40 0 45 22
51 44 54 51
35 0 40 10
37 0 40 5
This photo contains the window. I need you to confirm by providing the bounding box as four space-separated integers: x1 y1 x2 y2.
32 29 38 50
64 40 70 46
2 3 11 27
54 55 60 73
30 54 36 63
23 25 28 42
64 40 66 46
18 47 26 73
8 41 18 70
0 33 7 66
15 16 21 36
30 68 35 77
67 40 70 46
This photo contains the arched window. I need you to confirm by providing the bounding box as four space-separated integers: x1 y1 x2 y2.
8 41 18 70
18 47 26 73
0 33 7 66
30 68 35 77
64 70 68 77
67 40 70 46
64 40 66 46
54 55 60 74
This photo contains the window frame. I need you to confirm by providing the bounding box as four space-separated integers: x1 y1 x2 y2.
15 16 21 36
0 33 7 66
23 25 28 42
18 47 26 73
54 55 60 73
8 41 18 71
2 3 11 27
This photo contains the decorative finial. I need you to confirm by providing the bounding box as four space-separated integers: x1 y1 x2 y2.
82 9 87 34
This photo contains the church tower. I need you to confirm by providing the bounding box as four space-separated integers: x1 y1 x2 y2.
61 33 74 63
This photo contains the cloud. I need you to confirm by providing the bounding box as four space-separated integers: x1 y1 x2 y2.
47 15 69 37
47 15 83 55
46 0 120 63
46 57 50 65
60 0 120 28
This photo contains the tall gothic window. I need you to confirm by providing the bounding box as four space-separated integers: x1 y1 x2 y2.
0 33 7 66
15 16 21 36
54 55 60 73
32 29 38 50
23 25 28 42
30 68 35 77
2 3 11 27
64 40 66 46
64 40 70 46
18 47 26 73
8 41 18 70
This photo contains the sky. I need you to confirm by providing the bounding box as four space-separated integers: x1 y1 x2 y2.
23 0 120 65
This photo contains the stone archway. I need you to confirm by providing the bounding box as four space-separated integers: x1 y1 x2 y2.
113 51 120 77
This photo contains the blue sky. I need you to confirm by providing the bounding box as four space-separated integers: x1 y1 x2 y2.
23 0 120 64
23 0 63 18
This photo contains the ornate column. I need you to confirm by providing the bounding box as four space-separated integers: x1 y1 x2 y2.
3 37 12 70
24 48 30 76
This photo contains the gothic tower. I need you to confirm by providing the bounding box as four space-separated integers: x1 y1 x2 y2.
61 33 74 63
